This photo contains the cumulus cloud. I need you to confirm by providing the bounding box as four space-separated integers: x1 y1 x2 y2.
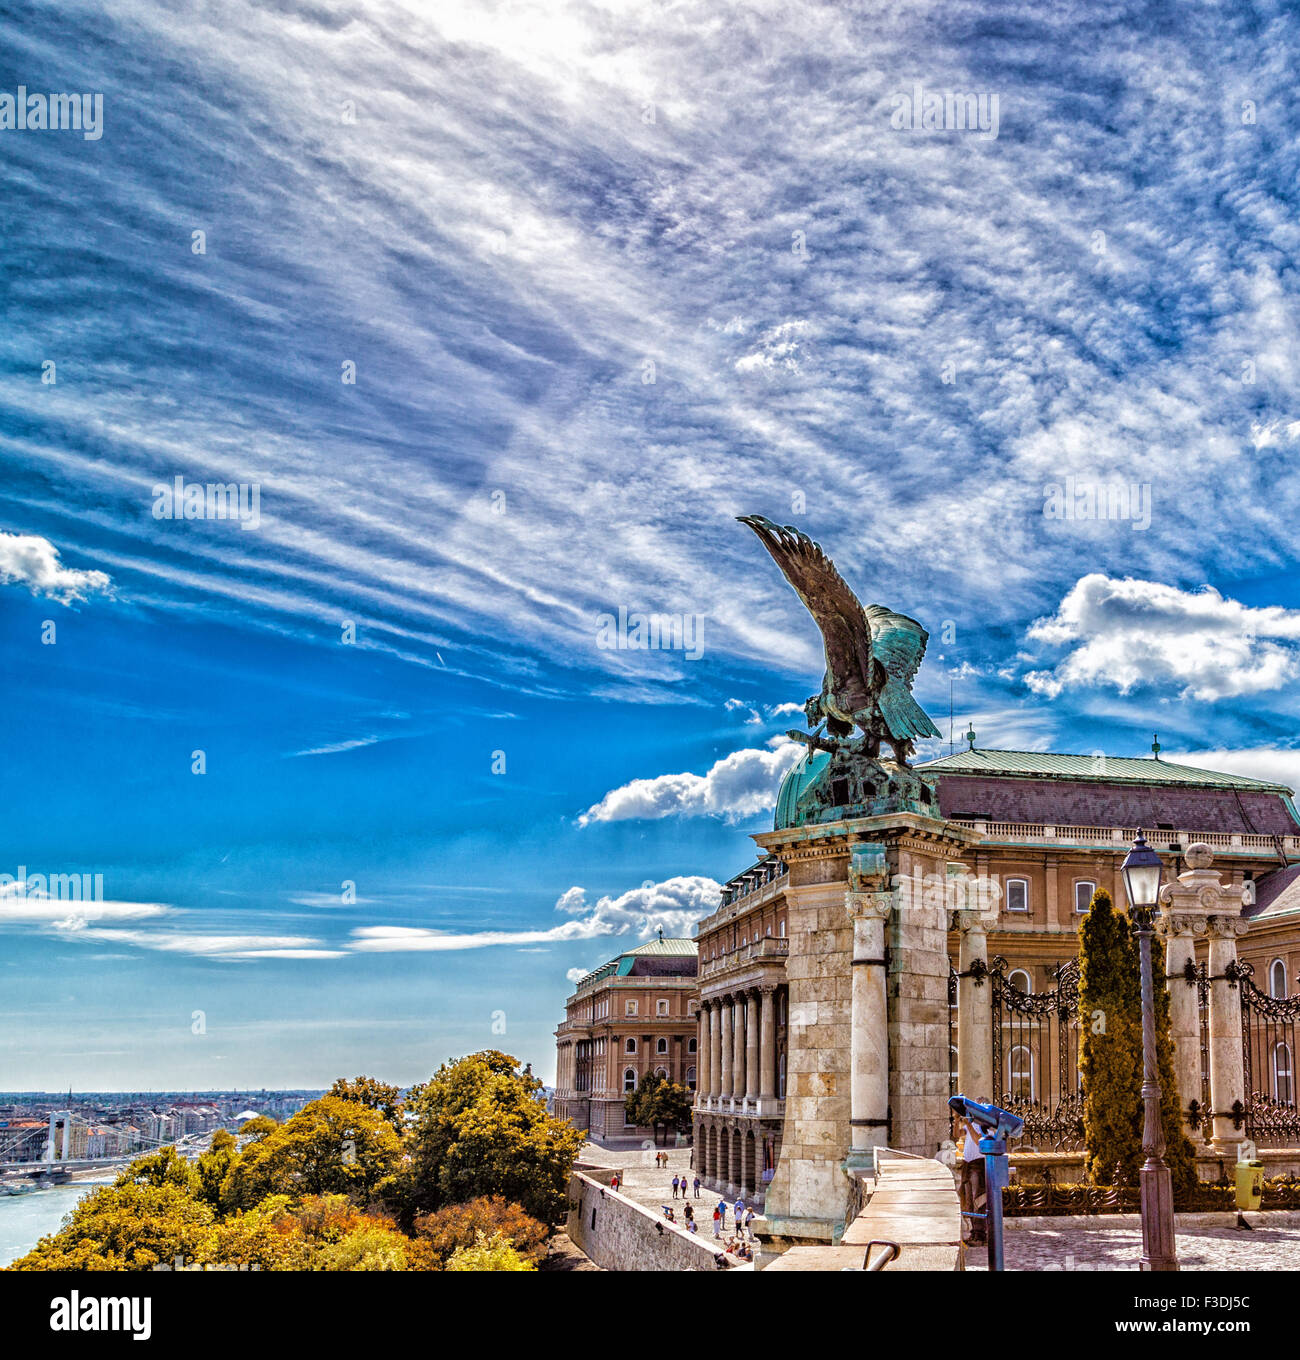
566 966 587 984
350 875 717 953
578 738 804 825
0 533 111 605
1024 575 1300 701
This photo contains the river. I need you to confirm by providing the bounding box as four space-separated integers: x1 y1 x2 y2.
0 1181 110 1267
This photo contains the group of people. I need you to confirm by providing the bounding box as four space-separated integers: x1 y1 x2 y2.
669 1173 700 1199
661 1201 700 1233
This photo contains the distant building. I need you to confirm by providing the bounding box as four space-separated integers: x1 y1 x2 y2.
554 935 699 1145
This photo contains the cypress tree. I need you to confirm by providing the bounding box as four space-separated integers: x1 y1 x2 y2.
1079 887 1143 1184
1078 886 1197 1195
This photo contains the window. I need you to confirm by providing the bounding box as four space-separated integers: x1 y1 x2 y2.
625 1000 638 1016
1075 880 1097 913
779 920 786 937
1009 1045 1034 1102
1005 879 1029 912
687 1065 696 1091
623 1067 636 1093
625 1038 637 1054
655 1066 668 1081
1271 959 1289 1000
1273 1042 1294 1104
1008 969 1032 994
656 999 669 1016
688 1037 697 1053
949 1045 959 1091
656 1037 668 1055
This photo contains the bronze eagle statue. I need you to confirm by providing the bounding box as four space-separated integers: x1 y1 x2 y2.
738 515 941 766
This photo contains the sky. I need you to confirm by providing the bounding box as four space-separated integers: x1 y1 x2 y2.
3 0 1300 1090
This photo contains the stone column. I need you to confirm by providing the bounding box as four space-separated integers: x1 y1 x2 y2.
719 997 733 1105
955 908 992 1101
759 984 778 1103
746 990 760 1102
1208 914 1249 1153
732 995 746 1101
1160 913 1207 1138
847 887 893 1165
699 1004 711 1104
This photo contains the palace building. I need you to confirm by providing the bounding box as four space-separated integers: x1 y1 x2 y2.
553 935 699 1146
690 743 1300 1210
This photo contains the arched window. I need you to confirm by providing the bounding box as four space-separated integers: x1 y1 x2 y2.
1075 880 1097 913
779 920 786 937
625 1037 637 1054
1009 1045 1034 1102
654 1066 668 1080
1005 878 1029 912
949 1045 959 1092
1273 1042 1294 1104
656 1037 668 1055
1271 959 1289 1000
686 1065 696 1090
1008 969 1032 994
688 1037 697 1053
777 1051 786 1099
623 1067 636 1093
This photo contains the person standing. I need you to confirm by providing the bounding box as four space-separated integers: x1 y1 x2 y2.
693 1175 701 1198
956 1108 987 1247
733 1197 744 1230
712 1204 722 1237
672 1174 680 1199
744 1207 756 1239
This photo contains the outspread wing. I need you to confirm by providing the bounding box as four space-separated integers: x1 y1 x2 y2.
736 517 872 683
863 605 929 687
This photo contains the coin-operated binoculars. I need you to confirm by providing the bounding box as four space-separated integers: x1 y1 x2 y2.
949 1094 1024 1272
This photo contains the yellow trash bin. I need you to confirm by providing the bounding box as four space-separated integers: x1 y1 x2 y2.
1235 1160 1264 1212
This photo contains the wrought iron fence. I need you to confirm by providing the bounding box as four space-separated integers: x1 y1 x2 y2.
989 956 1085 1151
1239 961 1300 1147
948 965 958 1098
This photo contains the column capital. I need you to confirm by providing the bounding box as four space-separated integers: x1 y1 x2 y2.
953 907 989 936
846 889 893 922
1157 912 1208 940
1206 913 1249 939
758 981 778 997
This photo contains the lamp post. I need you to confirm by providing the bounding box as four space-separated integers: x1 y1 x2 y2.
1121 830 1178 1272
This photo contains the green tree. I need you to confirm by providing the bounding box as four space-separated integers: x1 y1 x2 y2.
221 1095 403 1210
328 1076 405 1129
444 1230 536 1272
625 1071 693 1145
1078 887 1195 1195
398 1050 582 1228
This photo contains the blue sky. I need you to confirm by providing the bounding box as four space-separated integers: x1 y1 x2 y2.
3 0 1300 1089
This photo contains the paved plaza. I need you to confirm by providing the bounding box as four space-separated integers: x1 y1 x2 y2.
577 1142 754 1257
969 1214 1300 1271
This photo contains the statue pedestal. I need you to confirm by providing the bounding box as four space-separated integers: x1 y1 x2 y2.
752 811 978 1248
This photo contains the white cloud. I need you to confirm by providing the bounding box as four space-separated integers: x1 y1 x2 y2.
1166 748 1300 794
1024 575 1300 701
350 875 718 953
55 927 344 960
578 737 803 825
566 966 587 984
0 533 111 605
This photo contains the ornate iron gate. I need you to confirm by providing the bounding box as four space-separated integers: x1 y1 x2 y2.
1239 961 1300 1146
989 956 1085 1151
948 965 958 1097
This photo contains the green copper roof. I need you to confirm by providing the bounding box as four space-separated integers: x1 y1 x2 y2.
575 937 697 988
916 748 1292 793
774 749 831 829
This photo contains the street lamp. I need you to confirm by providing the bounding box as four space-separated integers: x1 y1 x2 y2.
1121 830 1178 1272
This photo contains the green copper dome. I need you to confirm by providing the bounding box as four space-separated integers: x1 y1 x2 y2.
774 749 831 829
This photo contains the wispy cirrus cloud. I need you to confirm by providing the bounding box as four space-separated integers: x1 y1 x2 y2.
350 875 716 952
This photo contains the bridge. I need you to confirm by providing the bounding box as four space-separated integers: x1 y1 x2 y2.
0 1121 211 1175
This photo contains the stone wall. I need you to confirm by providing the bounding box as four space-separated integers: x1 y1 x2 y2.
566 1170 727 1272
